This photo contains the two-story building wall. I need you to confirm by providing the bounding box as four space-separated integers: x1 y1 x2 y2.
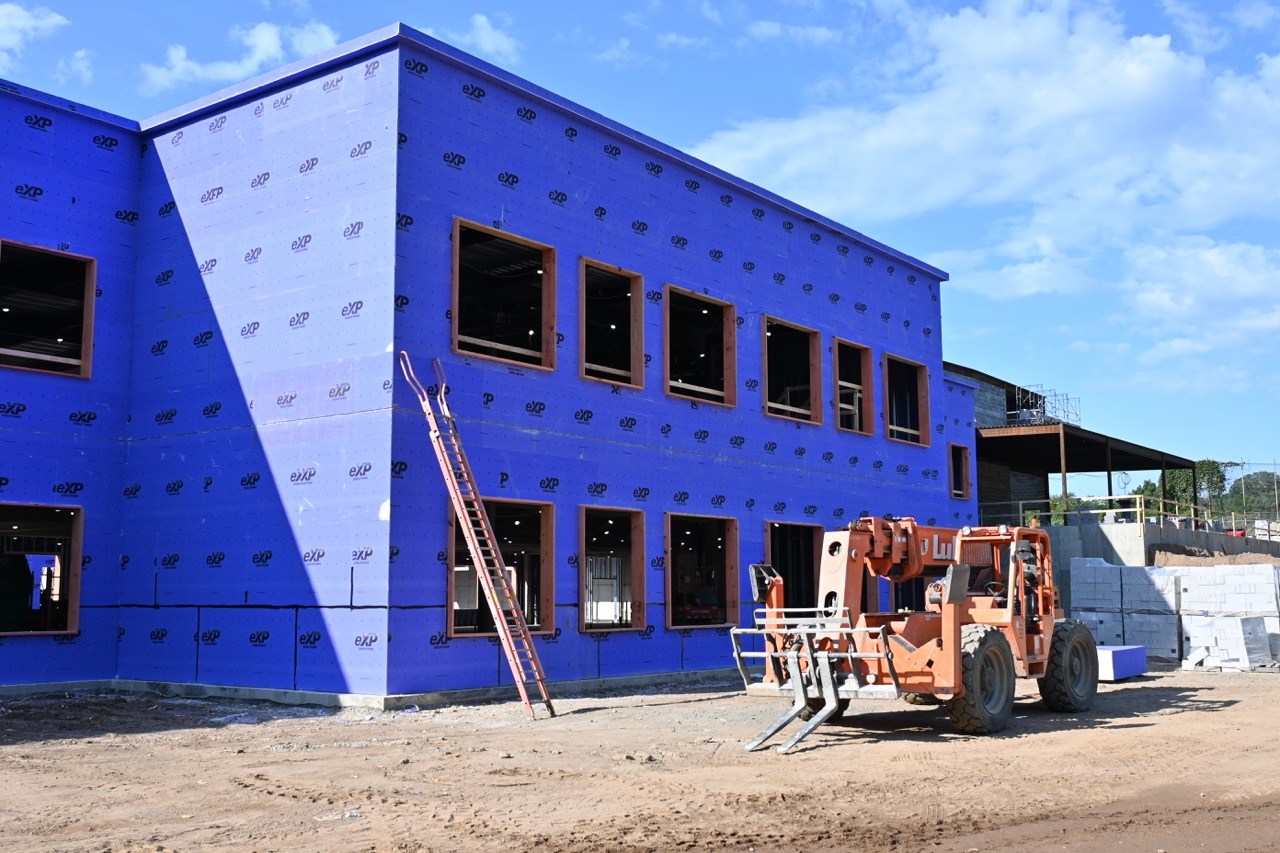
0 24 977 699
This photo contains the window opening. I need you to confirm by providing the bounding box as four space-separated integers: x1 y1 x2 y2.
453 222 554 367
581 262 641 385
886 356 927 444
668 514 738 627
950 444 971 499
451 500 551 634
764 318 819 422
582 508 643 630
768 523 820 608
0 503 81 635
835 339 872 433
0 241 94 376
665 288 735 405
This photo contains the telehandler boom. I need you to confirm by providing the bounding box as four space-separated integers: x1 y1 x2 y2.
731 517 1098 752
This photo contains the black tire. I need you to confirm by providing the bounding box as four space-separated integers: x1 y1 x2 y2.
946 624 1016 734
1038 619 1099 712
797 697 848 722
902 692 942 706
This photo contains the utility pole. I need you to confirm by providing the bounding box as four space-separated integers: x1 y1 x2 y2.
1241 460 1248 529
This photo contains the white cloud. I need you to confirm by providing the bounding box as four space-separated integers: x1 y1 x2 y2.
698 1 723 25
690 3 1280 280
1161 0 1229 53
1122 238 1280 330
593 37 642 66
288 20 338 57
444 13 521 65
694 5 1214 234
0 2 67 73
53 47 92 84
1228 0 1280 29
657 32 709 49
138 21 338 95
746 20 842 45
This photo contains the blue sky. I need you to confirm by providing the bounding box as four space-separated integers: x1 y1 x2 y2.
4 0 1280 492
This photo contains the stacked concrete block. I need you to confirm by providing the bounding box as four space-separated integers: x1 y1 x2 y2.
1179 565 1280 668
1069 557 1123 649
1123 612 1180 660
1182 615 1272 671
1074 610 1124 647
1179 565 1280 614
1069 558 1181 659
1120 565 1180 660
1069 557 1123 611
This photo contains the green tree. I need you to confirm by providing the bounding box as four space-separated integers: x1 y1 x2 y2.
1128 460 1230 515
1045 492 1104 526
1225 470 1280 517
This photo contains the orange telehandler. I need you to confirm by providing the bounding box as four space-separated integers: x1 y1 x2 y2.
731 516 1098 752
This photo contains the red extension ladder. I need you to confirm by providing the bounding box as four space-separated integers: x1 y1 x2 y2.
399 352 555 719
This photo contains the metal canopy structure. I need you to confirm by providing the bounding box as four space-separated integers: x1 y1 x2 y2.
944 361 1197 508
977 422 1197 501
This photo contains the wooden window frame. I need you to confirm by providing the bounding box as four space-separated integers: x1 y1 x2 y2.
451 218 556 370
949 444 972 500
834 337 874 436
0 240 96 379
884 354 930 447
663 284 737 407
579 258 643 388
579 506 645 633
665 512 739 630
762 316 822 424
446 497 554 638
0 502 83 637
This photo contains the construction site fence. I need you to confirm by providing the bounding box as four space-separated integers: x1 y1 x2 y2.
977 495 1280 543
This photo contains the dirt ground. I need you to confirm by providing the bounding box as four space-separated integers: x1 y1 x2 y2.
3 666 1279 853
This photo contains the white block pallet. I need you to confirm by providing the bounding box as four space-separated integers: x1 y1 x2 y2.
1070 559 1280 669
1181 615 1273 671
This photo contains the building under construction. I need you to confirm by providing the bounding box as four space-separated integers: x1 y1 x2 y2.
0 24 977 699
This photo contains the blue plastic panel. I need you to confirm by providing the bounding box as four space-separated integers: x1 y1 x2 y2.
116 606 199 683
194 607 296 689
295 606 388 694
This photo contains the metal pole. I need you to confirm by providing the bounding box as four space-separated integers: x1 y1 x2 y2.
1241 460 1248 524
1058 424 1069 525
1264 458 1274 517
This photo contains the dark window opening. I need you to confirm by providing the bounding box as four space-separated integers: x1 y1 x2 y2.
764 318 818 421
665 288 735 405
0 503 81 635
0 242 94 376
950 445 971 499
454 222 554 367
451 500 551 634
582 263 640 386
668 514 738 627
768 523 819 609
886 356 927 444
582 508 643 630
835 339 872 434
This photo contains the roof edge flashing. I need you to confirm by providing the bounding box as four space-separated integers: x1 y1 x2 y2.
0 78 139 131
139 23 406 133
136 21 945 281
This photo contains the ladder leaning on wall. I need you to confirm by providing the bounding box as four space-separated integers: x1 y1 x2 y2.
399 352 555 719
